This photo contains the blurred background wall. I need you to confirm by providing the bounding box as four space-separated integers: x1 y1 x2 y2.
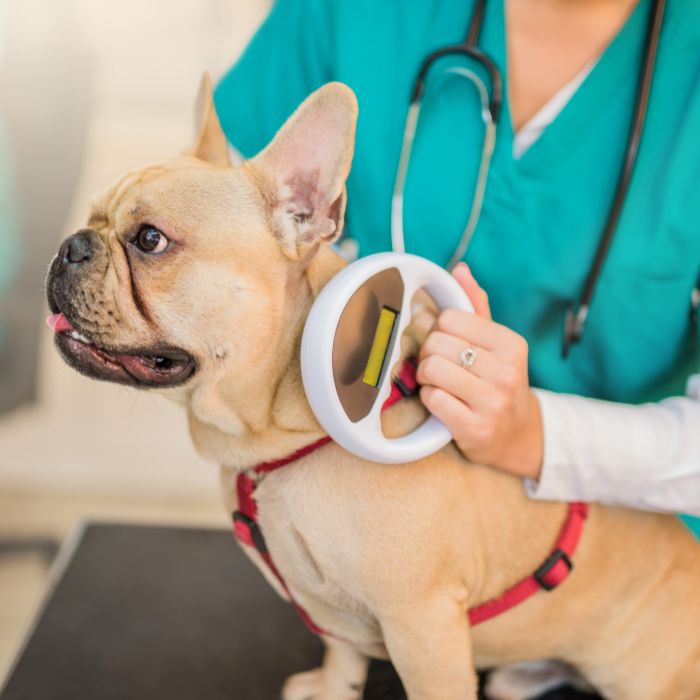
0 0 269 680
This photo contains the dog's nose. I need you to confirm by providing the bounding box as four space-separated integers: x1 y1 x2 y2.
60 231 94 266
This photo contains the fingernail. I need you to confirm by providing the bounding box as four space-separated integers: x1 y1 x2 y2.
454 262 473 280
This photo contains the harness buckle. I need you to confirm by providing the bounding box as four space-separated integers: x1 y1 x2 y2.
534 548 573 591
232 511 268 554
393 359 420 397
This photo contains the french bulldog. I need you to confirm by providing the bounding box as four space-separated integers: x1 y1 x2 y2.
46 76 700 700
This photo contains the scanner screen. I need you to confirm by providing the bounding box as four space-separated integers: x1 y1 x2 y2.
362 306 398 387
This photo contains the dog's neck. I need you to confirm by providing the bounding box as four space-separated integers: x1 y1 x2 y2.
186 245 347 470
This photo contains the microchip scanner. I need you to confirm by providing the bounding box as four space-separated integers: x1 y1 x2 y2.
301 252 474 464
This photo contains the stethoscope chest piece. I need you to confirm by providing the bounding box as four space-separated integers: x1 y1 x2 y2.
301 253 473 464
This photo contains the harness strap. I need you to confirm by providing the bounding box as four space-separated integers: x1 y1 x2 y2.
468 501 588 625
233 442 331 636
383 358 420 408
232 360 589 636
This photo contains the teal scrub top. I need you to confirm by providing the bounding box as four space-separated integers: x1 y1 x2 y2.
214 0 700 538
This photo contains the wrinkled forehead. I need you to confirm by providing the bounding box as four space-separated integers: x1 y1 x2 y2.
87 158 263 236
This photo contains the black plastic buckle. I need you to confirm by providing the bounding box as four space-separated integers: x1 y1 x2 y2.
232 511 268 554
393 360 419 398
534 549 573 591
393 374 418 398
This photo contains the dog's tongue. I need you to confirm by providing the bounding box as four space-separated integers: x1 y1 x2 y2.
46 313 74 333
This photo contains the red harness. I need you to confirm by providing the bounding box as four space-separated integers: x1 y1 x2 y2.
232 361 588 635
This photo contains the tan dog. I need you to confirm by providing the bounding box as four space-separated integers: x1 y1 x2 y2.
46 77 700 700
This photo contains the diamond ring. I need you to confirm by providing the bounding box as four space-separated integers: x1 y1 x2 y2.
459 346 478 369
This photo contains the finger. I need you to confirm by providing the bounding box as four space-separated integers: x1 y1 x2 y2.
452 263 492 319
418 331 514 386
434 308 513 354
419 385 478 441
416 354 490 411
418 329 493 374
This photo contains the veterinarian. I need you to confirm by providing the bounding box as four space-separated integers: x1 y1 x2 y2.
214 0 700 538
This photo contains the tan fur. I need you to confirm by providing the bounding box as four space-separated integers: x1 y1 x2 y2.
53 77 700 700
189 73 231 168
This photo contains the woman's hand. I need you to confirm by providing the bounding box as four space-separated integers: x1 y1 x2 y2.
416 263 543 479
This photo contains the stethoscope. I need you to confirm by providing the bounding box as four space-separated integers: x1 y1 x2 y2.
391 0 667 358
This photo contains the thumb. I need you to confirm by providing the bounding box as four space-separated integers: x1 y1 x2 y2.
452 263 491 319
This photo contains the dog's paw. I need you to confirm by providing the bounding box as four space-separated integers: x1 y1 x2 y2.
282 668 363 700
282 668 323 700
484 660 593 700
399 289 439 358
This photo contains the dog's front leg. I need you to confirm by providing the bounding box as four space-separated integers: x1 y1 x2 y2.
381 593 476 700
282 635 369 700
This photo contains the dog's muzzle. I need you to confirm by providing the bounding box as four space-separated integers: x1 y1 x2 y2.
46 229 197 389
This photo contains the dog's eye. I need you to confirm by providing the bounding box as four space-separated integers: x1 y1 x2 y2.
134 226 168 254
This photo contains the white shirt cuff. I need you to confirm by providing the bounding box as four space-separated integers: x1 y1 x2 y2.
525 385 700 516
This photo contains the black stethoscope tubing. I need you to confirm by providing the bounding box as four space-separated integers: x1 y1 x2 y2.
565 0 665 357
407 0 666 358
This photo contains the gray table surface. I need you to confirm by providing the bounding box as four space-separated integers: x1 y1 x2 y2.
0 523 598 700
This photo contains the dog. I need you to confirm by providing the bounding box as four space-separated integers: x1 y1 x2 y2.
46 76 700 700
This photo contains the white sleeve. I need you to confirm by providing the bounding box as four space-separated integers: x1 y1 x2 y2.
527 375 700 516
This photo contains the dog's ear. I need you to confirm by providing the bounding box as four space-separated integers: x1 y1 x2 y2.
252 82 358 260
189 72 231 167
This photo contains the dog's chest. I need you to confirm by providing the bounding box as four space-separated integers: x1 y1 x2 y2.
227 467 382 645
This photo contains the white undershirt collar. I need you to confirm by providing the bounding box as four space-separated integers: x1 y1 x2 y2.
512 61 596 159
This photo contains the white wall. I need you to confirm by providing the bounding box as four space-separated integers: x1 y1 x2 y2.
0 0 271 506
